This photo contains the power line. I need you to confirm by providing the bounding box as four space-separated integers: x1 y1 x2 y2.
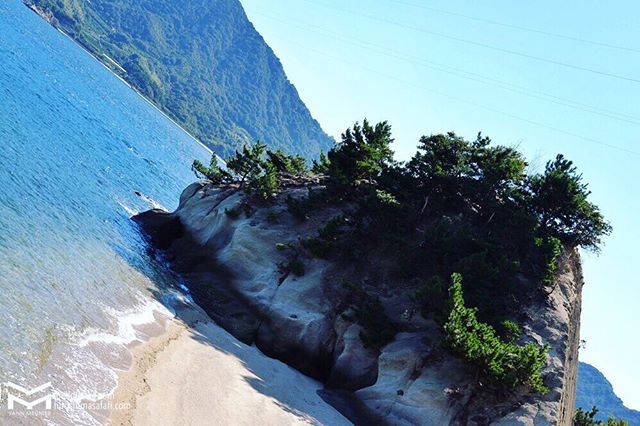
389 0 640 54
267 32 640 157
252 10 640 126
299 0 640 85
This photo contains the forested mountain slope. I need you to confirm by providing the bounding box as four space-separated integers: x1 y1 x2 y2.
25 0 333 157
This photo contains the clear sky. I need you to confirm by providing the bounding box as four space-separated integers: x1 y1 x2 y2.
240 0 640 409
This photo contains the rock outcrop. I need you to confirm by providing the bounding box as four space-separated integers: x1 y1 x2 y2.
134 181 584 425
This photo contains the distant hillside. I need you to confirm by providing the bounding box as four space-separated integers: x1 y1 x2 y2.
24 0 333 158
577 362 640 424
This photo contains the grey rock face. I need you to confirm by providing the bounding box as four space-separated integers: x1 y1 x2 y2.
134 182 584 425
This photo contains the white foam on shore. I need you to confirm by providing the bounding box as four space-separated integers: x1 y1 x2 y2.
77 299 174 347
116 199 139 217
50 294 184 425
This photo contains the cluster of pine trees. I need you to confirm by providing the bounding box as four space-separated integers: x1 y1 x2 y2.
193 120 611 395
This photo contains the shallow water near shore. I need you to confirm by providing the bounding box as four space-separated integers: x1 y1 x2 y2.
0 1 210 423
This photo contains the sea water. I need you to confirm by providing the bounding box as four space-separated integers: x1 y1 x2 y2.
0 1 211 424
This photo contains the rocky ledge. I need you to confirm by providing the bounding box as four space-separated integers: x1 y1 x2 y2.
134 181 583 425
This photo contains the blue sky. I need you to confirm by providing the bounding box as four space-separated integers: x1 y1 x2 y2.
240 0 640 409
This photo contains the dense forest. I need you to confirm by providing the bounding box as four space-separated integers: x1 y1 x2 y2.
25 0 333 158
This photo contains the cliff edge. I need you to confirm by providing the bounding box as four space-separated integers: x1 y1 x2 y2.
133 181 583 425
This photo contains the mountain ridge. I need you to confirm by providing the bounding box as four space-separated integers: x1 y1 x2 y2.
24 0 333 158
577 362 640 425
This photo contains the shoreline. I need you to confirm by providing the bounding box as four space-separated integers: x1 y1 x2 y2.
23 1 216 159
107 302 350 426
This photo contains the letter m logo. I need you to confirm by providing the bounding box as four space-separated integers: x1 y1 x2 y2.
5 382 52 410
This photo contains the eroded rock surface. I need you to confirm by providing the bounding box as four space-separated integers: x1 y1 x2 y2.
134 181 584 425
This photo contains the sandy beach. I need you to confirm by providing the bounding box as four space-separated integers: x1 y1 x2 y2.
108 304 350 426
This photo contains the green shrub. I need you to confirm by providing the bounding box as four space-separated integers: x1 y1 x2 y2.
500 320 521 343
226 142 268 188
413 276 447 320
286 256 305 277
375 189 399 206
194 142 306 200
326 120 394 194
301 216 348 258
444 273 548 393
574 407 628 426
286 188 329 221
192 157 230 184
253 162 280 200
267 149 307 175
311 151 331 174
535 236 562 288
355 296 396 350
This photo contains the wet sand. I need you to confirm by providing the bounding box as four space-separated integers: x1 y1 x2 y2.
109 307 350 426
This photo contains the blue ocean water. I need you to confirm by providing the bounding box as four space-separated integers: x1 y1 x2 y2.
0 1 210 423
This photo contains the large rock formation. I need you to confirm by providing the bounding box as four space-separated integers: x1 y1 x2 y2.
134 181 584 425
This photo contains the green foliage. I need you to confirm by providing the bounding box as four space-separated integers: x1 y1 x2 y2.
227 142 268 187
529 155 612 251
405 132 527 213
341 279 396 349
286 256 305 277
311 151 331 174
500 320 522 343
194 142 284 199
286 188 329 221
266 149 308 175
355 296 396 349
413 276 447 320
444 274 549 393
301 216 349 258
312 125 610 326
326 120 395 194
28 0 333 157
192 156 230 184
574 407 629 426
375 189 400 206
535 236 562 288
253 162 280 200
194 142 313 199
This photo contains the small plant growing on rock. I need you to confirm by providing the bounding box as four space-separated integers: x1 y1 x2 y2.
286 256 305 277
355 295 396 350
500 320 522 343
301 215 349 258
444 273 548 393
